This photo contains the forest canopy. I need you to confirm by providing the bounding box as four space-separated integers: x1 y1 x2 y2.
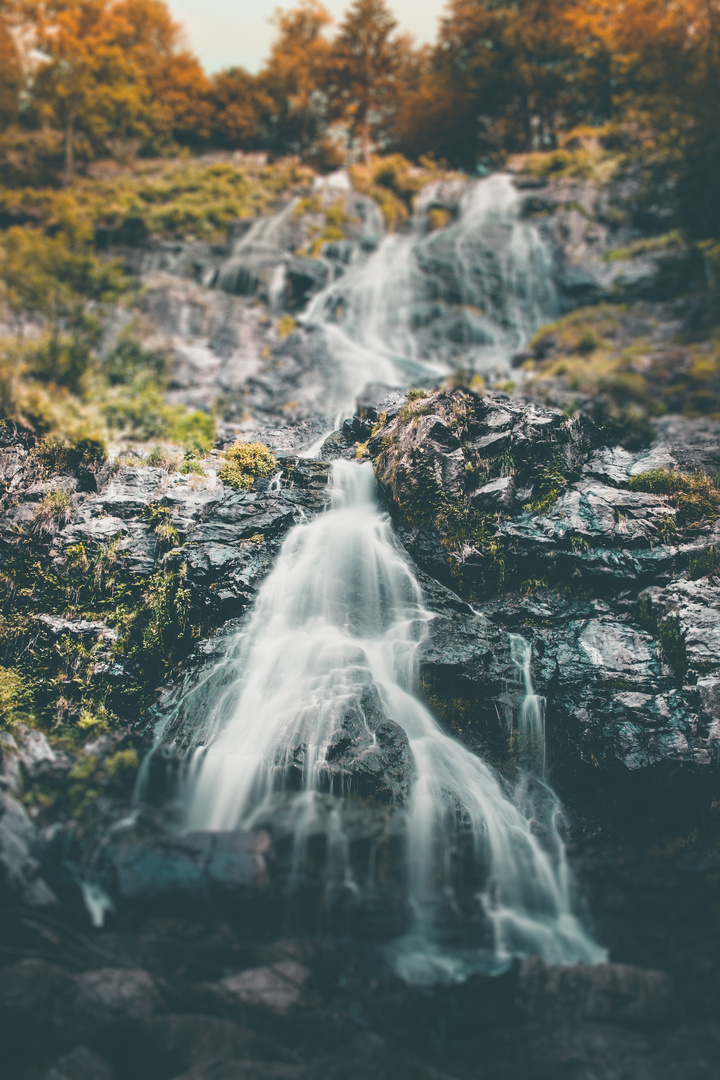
0 0 718 238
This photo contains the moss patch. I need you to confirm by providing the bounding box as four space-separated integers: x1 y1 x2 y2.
219 441 277 491
628 469 720 527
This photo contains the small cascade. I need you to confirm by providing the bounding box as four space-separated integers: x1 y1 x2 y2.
441 175 558 355
218 199 300 297
301 174 557 413
158 461 604 983
509 633 548 777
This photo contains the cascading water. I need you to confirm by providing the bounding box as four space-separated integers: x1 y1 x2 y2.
301 173 558 422
218 198 300 298
170 461 604 982
139 171 605 981
509 633 548 777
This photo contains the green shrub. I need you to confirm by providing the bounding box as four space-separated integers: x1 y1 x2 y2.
105 748 139 787
0 666 31 727
36 434 108 474
33 488 72 535
219 441 277 491
628 468 685 496
145 446 182 471
526 461 569 515
180 449 205 476
657 616 687 680
101 339 166 386
689 545 720 579
170 410 215 453
629 469 720 526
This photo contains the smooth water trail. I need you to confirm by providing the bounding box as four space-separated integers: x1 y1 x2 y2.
218 198 300 297
178 461 604 982
509 633 547 777
301 173 557 423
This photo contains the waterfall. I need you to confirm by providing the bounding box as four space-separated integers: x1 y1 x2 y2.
140 171 604 982
301 173 557 421
218 199 300 297
172 461 604 982
509 634 548 777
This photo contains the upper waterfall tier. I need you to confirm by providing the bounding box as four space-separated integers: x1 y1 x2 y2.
214 173 559 432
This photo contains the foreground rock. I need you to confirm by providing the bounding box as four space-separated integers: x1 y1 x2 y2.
2 932 718 1080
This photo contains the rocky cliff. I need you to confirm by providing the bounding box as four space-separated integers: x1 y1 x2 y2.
2 160 720 1080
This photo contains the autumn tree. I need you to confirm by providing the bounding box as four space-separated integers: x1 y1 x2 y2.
328 0 403 164
114 0 213 149
569 0 720 238
210 68 268 149
29 0 145 183
0 4 22 130
261 0 333 156
406 0 595 169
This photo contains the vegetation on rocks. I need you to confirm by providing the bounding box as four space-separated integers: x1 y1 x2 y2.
0 512 200 749
628 469 720 527
369 388 590 598
523 305 720 448
219 440 278 491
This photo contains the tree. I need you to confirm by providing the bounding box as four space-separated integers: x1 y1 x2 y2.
261 0 333 157
114 0 213 149
418 0 590 168
30 0 145 184
328 0 403 164
569 0 720 238
0 6 22 130
0 216 128 389
210 68 268 149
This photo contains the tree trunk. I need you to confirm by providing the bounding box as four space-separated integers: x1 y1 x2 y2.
63 111 76 186
361 117 371 167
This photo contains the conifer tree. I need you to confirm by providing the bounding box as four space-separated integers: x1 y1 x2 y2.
329 0 402 164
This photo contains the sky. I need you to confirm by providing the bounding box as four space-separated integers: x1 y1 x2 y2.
166 0 446 74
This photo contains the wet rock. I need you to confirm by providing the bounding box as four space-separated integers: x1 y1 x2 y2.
13 723 72 780
278 458 330 490
470 475 515 511
98 467 165 518
355 384 404 422
0 792 58 905
306 684 416 804
515 957 676 1026
284 258 330 310
35 615 118 644
318 430 357 461
168 1062 302 1080
103 828 269 912
43 1045 112 1080
143 1014 289 1073
220 961 311 1015
302 1033 459 1080
0 958 71 1023
59 967 164 1034
415 572 508 757
641 579 720 675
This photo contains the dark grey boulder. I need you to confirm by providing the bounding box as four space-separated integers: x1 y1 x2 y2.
0 958 71 1023
57 967 164 1035
42 1045 112 1080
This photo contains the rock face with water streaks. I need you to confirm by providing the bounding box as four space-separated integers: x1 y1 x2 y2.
367 388 720 807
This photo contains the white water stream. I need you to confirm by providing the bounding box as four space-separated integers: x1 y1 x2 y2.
179 462 603 980
150 172 604 979
301 173 558 421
